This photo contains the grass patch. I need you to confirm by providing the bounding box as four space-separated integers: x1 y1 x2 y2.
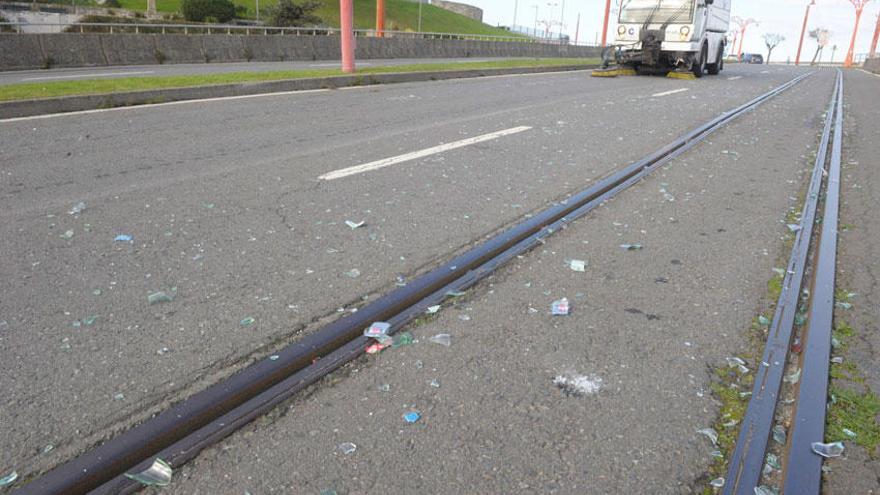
0 58 598 102
826 386 880 457
112 0 522 35
767 275 783 302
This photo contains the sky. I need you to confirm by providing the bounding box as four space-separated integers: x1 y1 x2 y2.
461 0 880 62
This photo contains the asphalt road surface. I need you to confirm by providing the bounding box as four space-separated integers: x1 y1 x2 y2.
2 65 877 493
0 57 514 85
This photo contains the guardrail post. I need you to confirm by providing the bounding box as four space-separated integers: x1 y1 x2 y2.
185 26 188 34
135 25 139 33
110 25 113 33
162 26 166 34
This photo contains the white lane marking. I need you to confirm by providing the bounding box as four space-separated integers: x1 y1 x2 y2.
19 71 156 81
727 76 742 80
0 89 330 123
857 69 880 79
319 126 532 181
651 87 689 97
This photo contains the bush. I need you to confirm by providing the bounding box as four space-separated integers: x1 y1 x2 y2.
103 0 121 8
181 0 236 23
267 0 321 27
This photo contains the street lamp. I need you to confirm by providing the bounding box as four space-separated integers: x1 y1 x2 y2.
601 0 613 46
532 4 539 36
843 0 870 67
795 0 816 65
732 16 758 61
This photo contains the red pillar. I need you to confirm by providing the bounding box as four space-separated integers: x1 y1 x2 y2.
376 0 385 38
600 0 612 46
870 13 880 56
737 26 748 60
340 0 355 73
795 1 815 66
844 6 864 67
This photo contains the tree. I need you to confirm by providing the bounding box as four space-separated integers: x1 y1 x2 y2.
763 33 785 63
181 0 236 22
267 0 321 27
808 28 831 65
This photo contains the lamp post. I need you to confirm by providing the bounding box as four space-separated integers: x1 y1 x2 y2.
376 0 385 38
795 0 816 65
600 0 612 46
340 0 355 72
843 0 871 67
513 0 518 29
732 16 758 60
532 4 539 36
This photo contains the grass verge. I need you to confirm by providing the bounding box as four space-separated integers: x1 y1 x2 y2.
0 58 598 102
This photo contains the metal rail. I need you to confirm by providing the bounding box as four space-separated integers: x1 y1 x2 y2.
723 69 842 495
0 21 590 44
782 69 844 494
12 72 811 495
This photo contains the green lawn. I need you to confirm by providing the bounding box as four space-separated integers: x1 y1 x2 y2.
0 58 598 102
115 0 520 36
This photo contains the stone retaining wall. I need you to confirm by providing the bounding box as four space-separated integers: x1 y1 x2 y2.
0 33 601 70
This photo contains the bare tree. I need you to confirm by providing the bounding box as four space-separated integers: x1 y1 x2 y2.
763 33 785 63
808 28 831 65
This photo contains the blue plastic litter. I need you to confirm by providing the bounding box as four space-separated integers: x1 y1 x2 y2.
403 411 421 423
114 234 133 242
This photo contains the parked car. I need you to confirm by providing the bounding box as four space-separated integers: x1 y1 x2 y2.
741 53 764 64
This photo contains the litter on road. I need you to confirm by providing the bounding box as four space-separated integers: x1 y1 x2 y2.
114 234 133 242
338 442 357 455
429 333 451 346
403 411 421 423
0 471 17 487
124 458 173 487
697 428 719 446
344 220 365 229
619 243 642 251
551 298 570 315
240 317 256 327
148 289 176 305
68 202 86 215
553 373 602 397
811 441 845 458
568 259 586 272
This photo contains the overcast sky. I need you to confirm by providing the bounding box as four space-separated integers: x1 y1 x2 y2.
463 0 879 62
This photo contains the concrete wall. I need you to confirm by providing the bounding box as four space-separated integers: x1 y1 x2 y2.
865 57 880 74
0 33 601 70
431 0 483 22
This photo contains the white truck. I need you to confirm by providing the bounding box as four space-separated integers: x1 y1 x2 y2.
609 0 731 77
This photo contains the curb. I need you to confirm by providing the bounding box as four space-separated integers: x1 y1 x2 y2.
0 64 597 119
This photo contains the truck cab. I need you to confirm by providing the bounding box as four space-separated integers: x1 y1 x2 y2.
612 0 731 76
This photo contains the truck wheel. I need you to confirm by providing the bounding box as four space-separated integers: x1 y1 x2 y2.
693 45 707 78
707 45 722 75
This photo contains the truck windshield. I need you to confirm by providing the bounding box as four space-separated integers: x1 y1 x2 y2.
618 0 695 24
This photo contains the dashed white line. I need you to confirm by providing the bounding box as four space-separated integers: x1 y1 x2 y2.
651 87 690 97
19 71 156 81
318 126 532 180
727 76 743 80
0 89 331 123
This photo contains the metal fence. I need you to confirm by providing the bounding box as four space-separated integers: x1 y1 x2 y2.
0 20 596 45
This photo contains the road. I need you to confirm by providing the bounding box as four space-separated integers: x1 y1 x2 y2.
1 65 877 492
0 57 514 85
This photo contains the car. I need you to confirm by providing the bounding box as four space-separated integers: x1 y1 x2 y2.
741 53 764 64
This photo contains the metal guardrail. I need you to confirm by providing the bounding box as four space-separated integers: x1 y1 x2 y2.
0 21 597 45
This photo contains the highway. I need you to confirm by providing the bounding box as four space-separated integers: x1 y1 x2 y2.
2 64 878 493
0 57 515 85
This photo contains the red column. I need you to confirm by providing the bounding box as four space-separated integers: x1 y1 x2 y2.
844 6 864 67
376 0 385 38
737 26 748 60
600 0 612 46
869 13 880 57
795 1 814 66
340 0 355 73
